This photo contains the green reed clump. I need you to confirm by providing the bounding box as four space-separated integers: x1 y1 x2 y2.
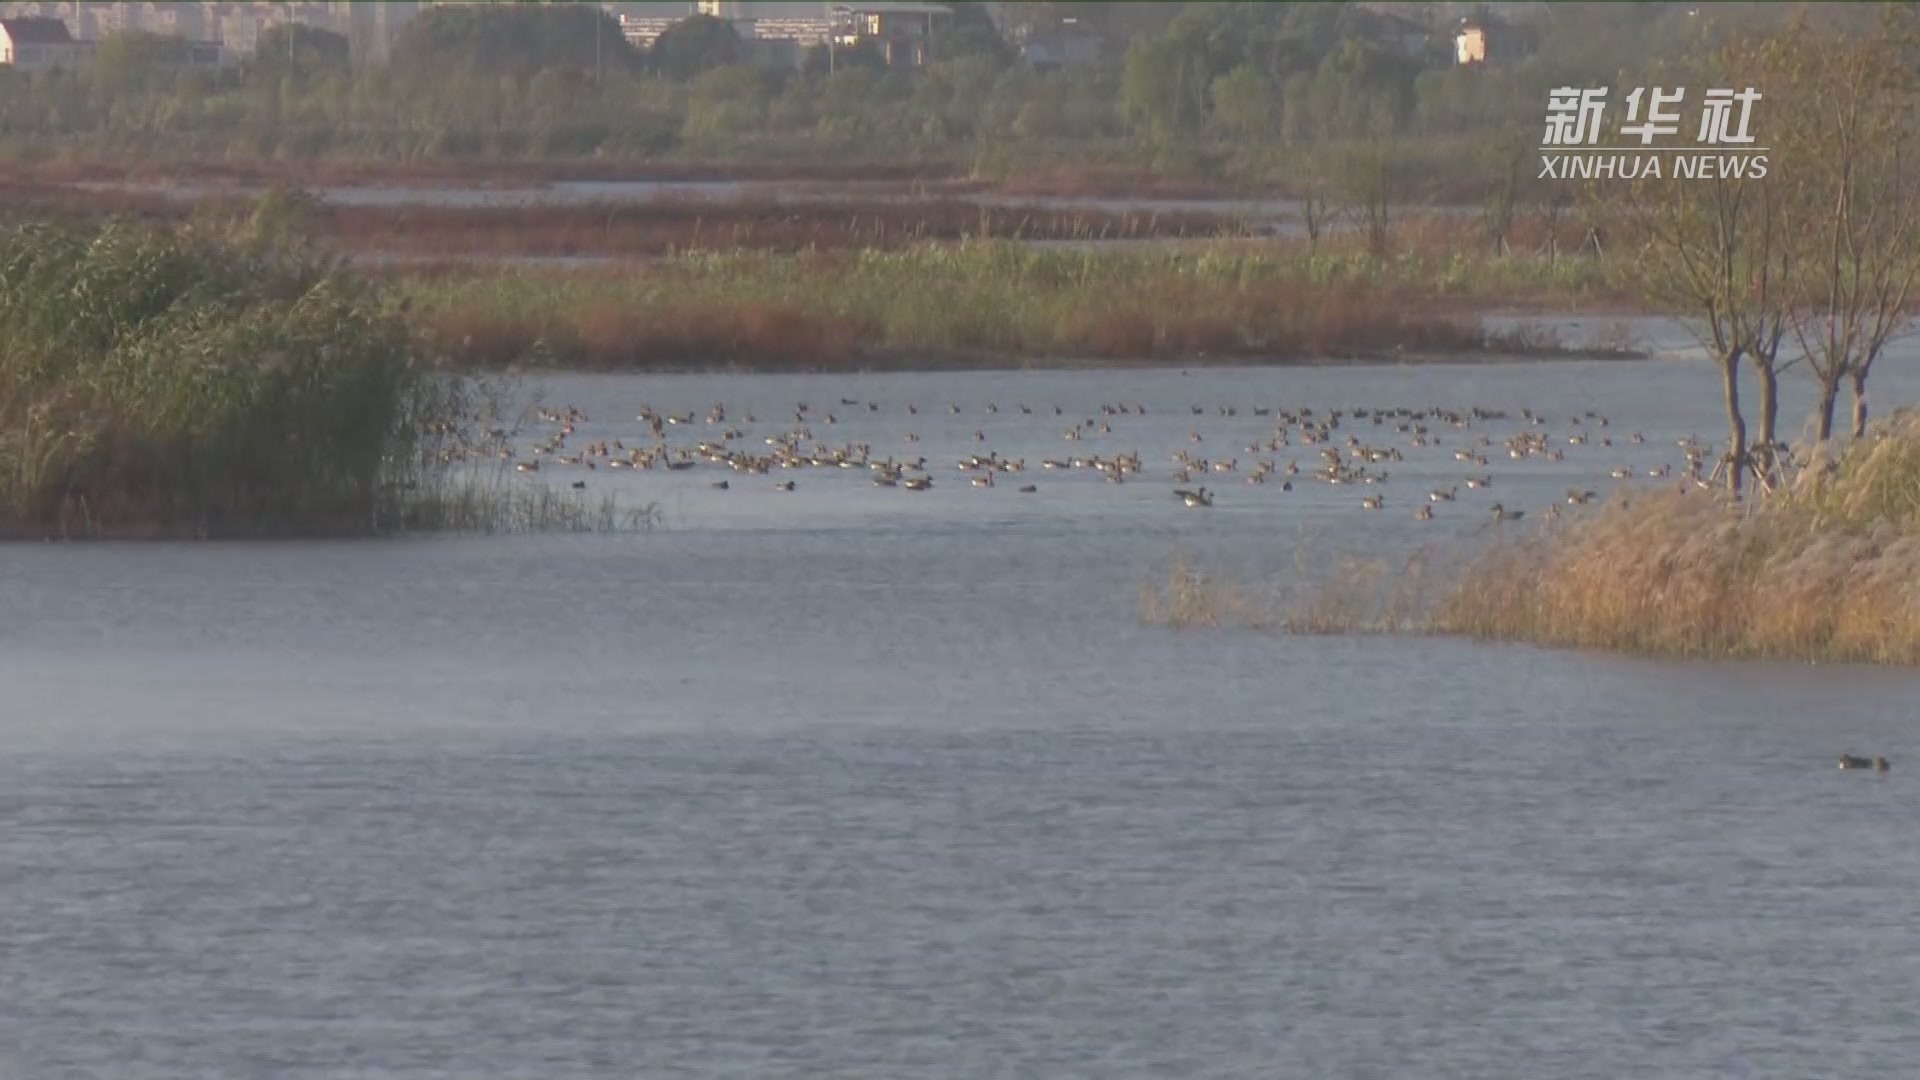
0 219 469 538
399 240 1617 371
394 471 661 535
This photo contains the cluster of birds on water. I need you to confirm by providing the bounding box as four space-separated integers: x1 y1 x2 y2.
462 396 1742 522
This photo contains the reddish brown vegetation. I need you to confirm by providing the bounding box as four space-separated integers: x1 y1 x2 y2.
405 259 1498 373
418 298 864 370
0 181 1250 256
992 167 1283 200
316 198 1247 257
0 158 969 188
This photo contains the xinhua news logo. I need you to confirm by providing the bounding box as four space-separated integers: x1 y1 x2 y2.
1539 86 1767 180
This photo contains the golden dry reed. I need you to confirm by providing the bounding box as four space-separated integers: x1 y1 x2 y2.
1144 414 1920 665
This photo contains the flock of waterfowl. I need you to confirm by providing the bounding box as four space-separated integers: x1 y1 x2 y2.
474 396 1739 522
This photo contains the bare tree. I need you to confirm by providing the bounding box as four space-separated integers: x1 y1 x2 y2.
1735 155 1792 488
1621 137 1783 496
1337 141 1395 259
1784 24 1920 444
1294 149 1331 256
1479 135 1527 258
1618 32 1811 496
1538 182 1572 266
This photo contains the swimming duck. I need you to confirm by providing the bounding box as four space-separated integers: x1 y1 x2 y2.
1839 754 1891 772
1489 503 1524 522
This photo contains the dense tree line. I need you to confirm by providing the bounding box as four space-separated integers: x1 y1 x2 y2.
0 1 1783 167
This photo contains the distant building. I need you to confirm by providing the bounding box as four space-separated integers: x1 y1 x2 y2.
0 15 91 69
743 14 831 49
1454 15 1535 66
828 2 948 67
686 1 832 55
1016 13 1098 70
829 1 948 45
619 13 681 49
642 1 936 67
1019 31 1096 71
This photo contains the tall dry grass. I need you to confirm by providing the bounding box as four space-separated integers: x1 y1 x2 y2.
1144 415 1920 666
1139 545 1447 636
1138 549 1277 630
395 241 1621 371
1433 417 1920 664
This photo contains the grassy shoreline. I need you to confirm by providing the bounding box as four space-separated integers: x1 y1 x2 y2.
0 219 664 540
0 135 1542 204
0 181 1260 259
429 344 1648 376
392 242 1630 372
1142 414 1920 667
4 170 1638 374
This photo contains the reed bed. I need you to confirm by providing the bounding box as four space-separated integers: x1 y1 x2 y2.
397 241 1622 371
1139 544 1451 636
1143 415 1920 666
0 219 641 539
1433 418 1920 664
0 183 1252 258
2 180 1631 317
393 471 660 535
1138 549 1278 631
303 197 1245 258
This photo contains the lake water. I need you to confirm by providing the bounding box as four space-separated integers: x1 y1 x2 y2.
7 354 1920 1077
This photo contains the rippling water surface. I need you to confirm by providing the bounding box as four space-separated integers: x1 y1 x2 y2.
7 355 1920 1077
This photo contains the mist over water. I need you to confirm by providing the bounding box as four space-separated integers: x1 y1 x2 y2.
7 354 1920 1077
